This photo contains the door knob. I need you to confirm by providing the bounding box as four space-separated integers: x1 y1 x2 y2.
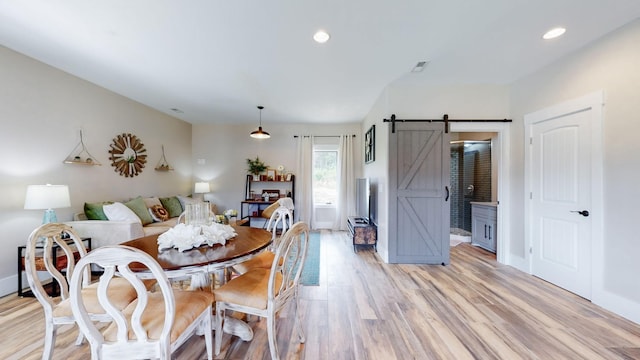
570 210 590 217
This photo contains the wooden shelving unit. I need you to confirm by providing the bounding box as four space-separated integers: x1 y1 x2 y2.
241 174 295 226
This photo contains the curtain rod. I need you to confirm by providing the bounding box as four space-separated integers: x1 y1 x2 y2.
383 114 512 133
293 134 356 138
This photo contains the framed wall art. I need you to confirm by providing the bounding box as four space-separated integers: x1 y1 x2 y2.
365 125 375 164
266 169 276 181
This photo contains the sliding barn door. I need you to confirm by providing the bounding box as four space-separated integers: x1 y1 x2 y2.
388 122 450 264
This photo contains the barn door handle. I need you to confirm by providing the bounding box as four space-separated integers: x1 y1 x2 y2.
445 186 449 201
570 210 590 217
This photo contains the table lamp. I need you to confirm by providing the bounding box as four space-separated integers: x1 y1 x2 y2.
194 182 210 201
24 184 71 223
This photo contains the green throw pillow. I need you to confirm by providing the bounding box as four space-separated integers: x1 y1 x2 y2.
84 201 112 220
124 196 154 225
160 196 183 218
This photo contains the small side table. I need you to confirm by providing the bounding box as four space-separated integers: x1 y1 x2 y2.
347 216 377 252
17 237 91 297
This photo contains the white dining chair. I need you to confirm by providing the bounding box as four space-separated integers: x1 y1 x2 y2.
214 222 309 360
266 206 294 239
69 245 214 360
232 206 293 274
24 223 148 360
260 197 294 232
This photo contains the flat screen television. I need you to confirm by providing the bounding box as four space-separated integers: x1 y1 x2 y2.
355 178 370 223
369 180 377 225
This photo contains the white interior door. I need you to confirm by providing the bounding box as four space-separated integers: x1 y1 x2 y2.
525 92 603 300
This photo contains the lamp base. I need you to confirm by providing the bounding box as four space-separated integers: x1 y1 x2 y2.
42 209 58 224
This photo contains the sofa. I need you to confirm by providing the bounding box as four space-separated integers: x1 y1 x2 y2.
67 195 217 249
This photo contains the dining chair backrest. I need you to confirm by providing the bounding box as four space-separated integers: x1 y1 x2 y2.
24 223 91 316
266 207 293 241
25 223 98 360
69 245 214 360
276 197 294 211
230 213 292 275
269 221 309 304
25 223 153 360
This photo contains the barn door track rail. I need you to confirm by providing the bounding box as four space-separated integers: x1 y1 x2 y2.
383 114 512 133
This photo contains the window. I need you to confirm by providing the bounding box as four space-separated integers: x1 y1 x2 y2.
313 145 338 206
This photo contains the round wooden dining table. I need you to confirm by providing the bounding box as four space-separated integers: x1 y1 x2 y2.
120 224 272 276
120 224 272 341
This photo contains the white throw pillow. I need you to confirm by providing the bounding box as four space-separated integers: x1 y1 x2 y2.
103 202 142 223
143 197 162 208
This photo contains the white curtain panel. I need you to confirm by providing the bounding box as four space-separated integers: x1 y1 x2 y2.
295 135 314 228
334 134 355 230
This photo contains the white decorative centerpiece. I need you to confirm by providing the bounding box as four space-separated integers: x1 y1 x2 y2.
157 223 237 252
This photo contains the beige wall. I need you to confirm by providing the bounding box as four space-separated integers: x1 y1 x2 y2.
191 122 363 216
510 19 640 321
0 45 193 296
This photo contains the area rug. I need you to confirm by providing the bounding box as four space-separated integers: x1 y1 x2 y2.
300 231 320 286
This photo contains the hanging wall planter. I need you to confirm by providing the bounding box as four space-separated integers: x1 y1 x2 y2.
154 145 173 171
63 130 101 165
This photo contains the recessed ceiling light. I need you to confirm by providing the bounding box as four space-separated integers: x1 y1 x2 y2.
313 30 330 43
543 27 566 40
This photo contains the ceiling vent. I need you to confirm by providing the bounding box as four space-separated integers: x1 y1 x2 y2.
411 61 429 73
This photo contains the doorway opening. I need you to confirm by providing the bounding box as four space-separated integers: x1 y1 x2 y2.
449 133 497 253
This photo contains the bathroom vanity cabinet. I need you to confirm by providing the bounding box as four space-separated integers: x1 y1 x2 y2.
471 202 497 253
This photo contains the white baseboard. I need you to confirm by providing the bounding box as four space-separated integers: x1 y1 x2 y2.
506 254 640 325
1 272 51 298
313 221 334 230
0 274 18 298
505 253 528 272
450 234 471 243
593 290 640 325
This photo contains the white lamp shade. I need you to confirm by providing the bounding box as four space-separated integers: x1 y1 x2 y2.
24 184 71 210
194 182 210 194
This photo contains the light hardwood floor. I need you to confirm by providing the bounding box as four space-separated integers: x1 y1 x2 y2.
2 231 640 359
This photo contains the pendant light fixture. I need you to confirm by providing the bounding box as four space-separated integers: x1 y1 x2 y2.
250 105 270 139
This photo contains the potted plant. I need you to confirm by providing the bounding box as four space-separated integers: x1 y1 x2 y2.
246 156 267 180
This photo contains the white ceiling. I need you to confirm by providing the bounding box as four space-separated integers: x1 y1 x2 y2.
1 1 639 125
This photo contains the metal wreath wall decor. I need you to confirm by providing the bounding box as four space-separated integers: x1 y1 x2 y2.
109 133 147 177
